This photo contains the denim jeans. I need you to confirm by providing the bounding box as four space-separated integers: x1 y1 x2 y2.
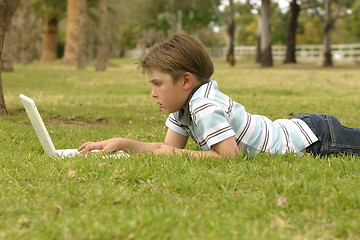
290 113 360 156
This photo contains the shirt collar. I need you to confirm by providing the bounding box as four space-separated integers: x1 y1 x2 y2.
178 80 210 126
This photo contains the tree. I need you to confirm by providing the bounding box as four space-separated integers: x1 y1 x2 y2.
248 0 273 67
134 0 219 44
227 0 235 66
259 0 273 67
155 0 217 34
40 18 58 63
283 0 315 63
1 18 14 72
0 0 21 115
284 0 300 63
246 0 262 62
213 0 236 65
311 0 355 67
183 0 219 35
32 0 66 63
236 2 289 46
342 1 360 43
322 0 333 66
236 7 257 46
296 14 322 44
20 0 32 64
95 0 107 71
77 0 87 69
256 11 262 63
62 0 80 65
272 4 287 45
164 7 183 33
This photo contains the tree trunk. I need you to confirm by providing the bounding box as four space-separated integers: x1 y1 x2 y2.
260 0 273 67
77 0 87 69
175 9 182 33
21 0 32 64
2 19 13 72
0 0 21 115
95 0 107 71
87 17 95 61
322 0 333 67
211 0 235 65
226 0 235 66
284 0 300 64
40 18 58 63
165 9 183 34
63 0 80 65
256 12 262 63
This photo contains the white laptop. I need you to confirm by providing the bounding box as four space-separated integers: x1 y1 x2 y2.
20 94 128 158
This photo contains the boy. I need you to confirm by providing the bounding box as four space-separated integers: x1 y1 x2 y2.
78 34 360 158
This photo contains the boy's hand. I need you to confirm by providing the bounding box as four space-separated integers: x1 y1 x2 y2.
77 139 120 153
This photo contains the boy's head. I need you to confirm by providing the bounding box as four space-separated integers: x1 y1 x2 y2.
138 34 214 83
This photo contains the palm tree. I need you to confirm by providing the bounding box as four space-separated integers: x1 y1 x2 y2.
95 0 108 71
62 0 80 65
32 0 66 63
77 0 87 69
21 0 33 65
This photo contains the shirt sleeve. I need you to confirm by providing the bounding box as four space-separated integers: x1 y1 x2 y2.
165 113 189 137
191 98 235 149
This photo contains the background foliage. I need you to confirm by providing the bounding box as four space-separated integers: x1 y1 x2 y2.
7 0 360 62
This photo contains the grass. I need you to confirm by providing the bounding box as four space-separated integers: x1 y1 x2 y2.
1 59 360 239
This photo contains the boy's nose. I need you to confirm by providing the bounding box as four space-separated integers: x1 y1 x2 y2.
151 88 157 98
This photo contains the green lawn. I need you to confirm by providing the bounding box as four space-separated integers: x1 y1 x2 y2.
1 59 360 239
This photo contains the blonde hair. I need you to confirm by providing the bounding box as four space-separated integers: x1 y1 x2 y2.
138 34 214 83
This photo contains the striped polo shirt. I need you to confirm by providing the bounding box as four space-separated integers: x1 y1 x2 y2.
165 80 319 156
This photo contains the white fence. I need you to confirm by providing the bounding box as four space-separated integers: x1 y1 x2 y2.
124 48 148 58
212 43 360 63
126 43 360 64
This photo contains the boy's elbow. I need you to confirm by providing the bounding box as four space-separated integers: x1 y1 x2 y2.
212 137 240 158
212 149 240 158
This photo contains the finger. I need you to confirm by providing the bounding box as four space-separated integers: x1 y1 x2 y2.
84 144 101 153
77 142 93 152
81 142 104 153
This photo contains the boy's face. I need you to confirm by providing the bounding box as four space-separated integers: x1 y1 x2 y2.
147 70 189 113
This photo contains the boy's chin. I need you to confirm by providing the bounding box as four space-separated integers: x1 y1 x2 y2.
164 109 179 114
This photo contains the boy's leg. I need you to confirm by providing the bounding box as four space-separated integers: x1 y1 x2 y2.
325 114 360 155
290 113 360 156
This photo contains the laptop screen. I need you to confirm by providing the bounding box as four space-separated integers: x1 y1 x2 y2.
20 94 56 157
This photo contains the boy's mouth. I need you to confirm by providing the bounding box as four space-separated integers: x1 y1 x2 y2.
157 102 163 108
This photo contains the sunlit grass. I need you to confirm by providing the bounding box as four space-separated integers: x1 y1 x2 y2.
1 59 360 239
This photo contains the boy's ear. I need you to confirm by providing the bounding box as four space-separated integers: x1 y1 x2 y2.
182 72 194 90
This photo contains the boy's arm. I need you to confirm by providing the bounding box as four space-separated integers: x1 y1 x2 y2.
77 138 163 154
77 129 188 154
164 128 189 149
155 136 240 158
